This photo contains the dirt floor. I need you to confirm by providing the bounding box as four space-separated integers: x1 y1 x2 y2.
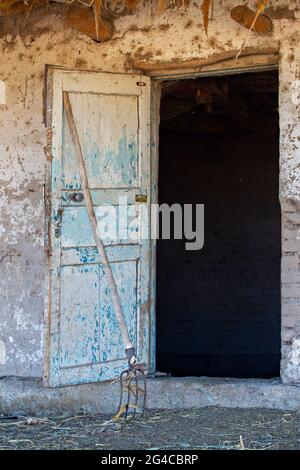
0 407 299 450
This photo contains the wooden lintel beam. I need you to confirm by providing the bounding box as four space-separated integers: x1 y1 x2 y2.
131 48 279 77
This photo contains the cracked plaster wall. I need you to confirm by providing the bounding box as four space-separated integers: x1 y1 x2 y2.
0 0 299 382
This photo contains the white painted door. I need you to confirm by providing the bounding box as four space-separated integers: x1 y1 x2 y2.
45 70 151 387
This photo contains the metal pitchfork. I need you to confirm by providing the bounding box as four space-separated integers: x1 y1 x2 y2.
63 92 146 420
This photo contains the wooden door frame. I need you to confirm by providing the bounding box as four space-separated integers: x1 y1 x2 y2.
43 50 280 382
43 65 55 385
147 49 279 376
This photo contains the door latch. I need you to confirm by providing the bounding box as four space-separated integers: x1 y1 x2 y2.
135 194 148 203
53 207 63 238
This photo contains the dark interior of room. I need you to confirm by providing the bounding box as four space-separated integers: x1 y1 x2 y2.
156 70 281 378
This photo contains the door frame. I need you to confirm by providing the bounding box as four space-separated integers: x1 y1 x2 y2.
43 50 280 382
148 49 280 376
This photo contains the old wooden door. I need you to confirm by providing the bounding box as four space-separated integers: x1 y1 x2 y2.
45 70 151 387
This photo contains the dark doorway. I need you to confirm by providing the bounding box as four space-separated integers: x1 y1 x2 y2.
156 70 281 378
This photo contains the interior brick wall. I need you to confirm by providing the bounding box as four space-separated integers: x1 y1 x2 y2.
157 130 281 378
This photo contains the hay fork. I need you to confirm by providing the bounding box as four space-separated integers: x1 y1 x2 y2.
117 365 147 420
63 91 146 420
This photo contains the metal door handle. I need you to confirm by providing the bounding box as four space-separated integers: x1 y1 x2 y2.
54 208 63 238
54 208 63 227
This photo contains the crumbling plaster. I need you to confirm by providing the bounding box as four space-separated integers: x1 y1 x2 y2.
0 0 299 381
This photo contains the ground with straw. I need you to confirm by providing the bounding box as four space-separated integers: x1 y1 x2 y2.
0 407 299 450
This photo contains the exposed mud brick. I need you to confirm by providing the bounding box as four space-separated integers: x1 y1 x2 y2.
282 316 300 329
282 303 300 328
281 327 295 343
283 212 300 227
281 255 300 283
282 285 300 298
281 337 300 383
282 226 300 253
280 200 298 213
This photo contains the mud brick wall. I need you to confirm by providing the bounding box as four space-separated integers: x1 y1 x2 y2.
0 1 300 381
281 200 300 382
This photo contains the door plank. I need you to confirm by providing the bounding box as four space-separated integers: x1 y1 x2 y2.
60 264 100 368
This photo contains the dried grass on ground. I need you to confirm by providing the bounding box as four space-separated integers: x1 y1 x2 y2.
0 407 299 450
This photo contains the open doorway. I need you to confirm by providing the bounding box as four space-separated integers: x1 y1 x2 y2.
156 70 281 378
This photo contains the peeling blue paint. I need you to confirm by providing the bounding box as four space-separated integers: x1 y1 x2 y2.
49 80 151 386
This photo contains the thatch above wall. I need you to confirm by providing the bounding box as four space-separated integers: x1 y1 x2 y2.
0 0 273 42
